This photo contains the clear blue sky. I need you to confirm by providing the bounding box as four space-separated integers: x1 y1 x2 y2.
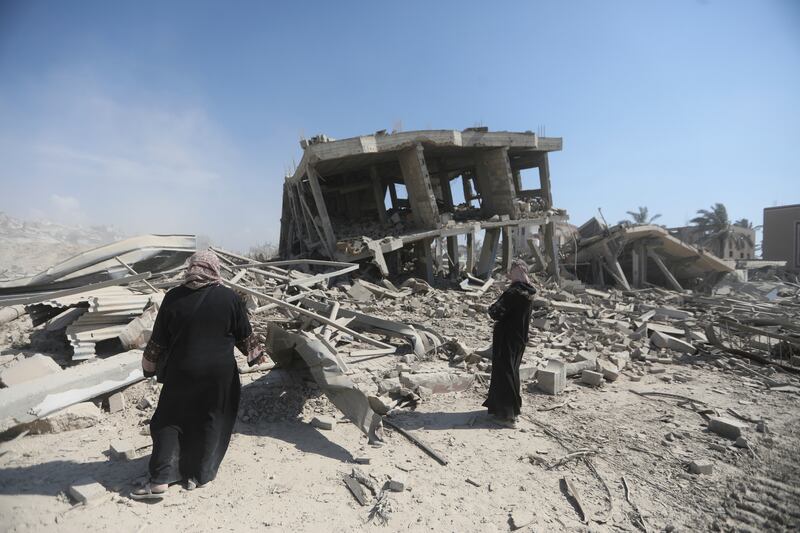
1 0 798 251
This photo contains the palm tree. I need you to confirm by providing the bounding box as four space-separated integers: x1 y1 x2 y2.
620 206 662 225
733 218 762 231
691 203 754 257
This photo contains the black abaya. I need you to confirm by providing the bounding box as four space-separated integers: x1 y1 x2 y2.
482 281 536 420
144 284 252 485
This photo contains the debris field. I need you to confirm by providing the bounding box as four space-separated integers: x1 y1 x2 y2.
1 127 799 532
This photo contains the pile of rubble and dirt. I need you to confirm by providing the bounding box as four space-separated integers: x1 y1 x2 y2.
1 229 799 531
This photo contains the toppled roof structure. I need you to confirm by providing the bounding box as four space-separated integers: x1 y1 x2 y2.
567 219 734 292
279 128 567 281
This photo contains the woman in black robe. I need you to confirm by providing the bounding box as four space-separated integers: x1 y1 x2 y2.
132 250 265 500
483 259 536 428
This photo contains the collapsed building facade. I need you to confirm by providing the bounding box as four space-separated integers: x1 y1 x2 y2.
279 128 566 282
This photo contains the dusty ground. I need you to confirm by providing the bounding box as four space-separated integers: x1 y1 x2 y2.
1 347 798 532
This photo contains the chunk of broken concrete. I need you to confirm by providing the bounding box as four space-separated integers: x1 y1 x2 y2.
510 510 534 530
0 354 61 387
399 372 474 394
581 369 604 387
388 472 407 492
311 416 335 430
535 360 565 395
107 392 126 413
29 402 102 434
650 331 696 354
708 416 747 440
689 460 713 475
68 479 108 505
109 440 137 460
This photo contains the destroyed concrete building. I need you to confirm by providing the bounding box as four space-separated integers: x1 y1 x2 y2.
279 128 566 282
763 203 800 270
669 224 757 260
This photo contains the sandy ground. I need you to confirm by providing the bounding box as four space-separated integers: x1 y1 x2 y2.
1 349 798 532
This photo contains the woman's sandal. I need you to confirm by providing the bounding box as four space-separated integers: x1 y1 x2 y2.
130 483 167 501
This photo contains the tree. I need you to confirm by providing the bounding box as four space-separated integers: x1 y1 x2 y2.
690 203 754 257
733 218 762 231
620 206 662 225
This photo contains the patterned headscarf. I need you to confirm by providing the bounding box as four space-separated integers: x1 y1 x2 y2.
184 249 222 290
509 258 531 285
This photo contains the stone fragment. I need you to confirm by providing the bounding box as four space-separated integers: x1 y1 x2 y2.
399 372 474 394
311 416 335 430
29 402 102 434
347 281 374 302
68 480 107 505
648 367 666 374
388 473 407 492
708 416 747 440
564 358 596 377
535 360 565 396
531 318 550 330
0 354 61 387
109 440 137 460
519 364 537 381
689 460 713 475
510 510 534 530
734 436 750 449
650 331 696 354
790 355 800 367
581 370 604 387
107 392 126 413
354 457 371 465
601 366 620 382
368 395 394 415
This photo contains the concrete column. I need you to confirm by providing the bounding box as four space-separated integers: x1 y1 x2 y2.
369 166 388 223
473 147 518 219
544 221 560 285
447 236 460 279
388 182 398 209
476 227 502 279
501 226 514 272
538 153 553 209
306 165 337 256
416 238 434 284
398 143 440 229
466 229 476 274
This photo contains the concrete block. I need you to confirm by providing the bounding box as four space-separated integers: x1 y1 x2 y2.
0 354 61 387
107 392 126 413
708 416 747 440
510 510 534 530
689 460 713 475
29 402 102 434
311 416 335 430
601 366 620 382
109 440 137 460
388 473 407 492
68 479 107 504
565 358 596 377
368 395 393 415
650 331 696 354
581 370 604 387
519 364 537 381
399 372 474 394
535 361 566 395
531 318 550 330
734 436 750 449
